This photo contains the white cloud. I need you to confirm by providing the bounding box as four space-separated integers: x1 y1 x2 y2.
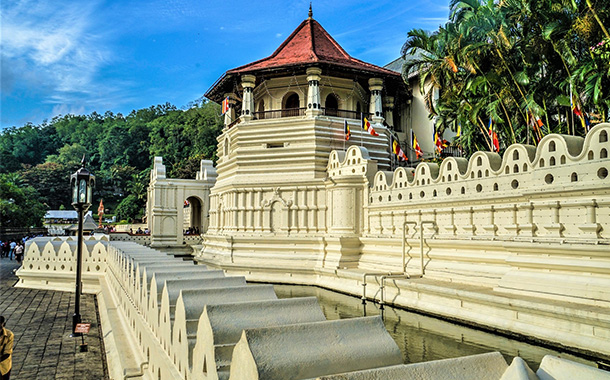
51 103 86 117
1 0 113 106
276 33 283 38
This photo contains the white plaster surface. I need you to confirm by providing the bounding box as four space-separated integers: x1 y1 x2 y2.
228 316 402 380
500 357 539 380
536 355 610 380
316 351 508 380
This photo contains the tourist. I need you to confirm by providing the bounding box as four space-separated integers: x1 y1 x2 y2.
13 243 23 264
0 316 13 380
7 242 16 261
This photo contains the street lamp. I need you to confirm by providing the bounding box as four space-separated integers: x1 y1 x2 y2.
70 156 95 338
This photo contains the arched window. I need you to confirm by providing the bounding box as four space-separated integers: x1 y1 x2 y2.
325 94 338 116
283 93 300 117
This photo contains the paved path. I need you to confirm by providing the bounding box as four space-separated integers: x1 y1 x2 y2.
0 257 108 379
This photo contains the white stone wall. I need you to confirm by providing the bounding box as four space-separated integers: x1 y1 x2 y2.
327 124 610 306
16 235 108 292
147 157 216 247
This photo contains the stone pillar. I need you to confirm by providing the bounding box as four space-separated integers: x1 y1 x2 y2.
306 67 322 117
383 96 394 128
224 93 236 127
368 78 384 124
240 75 256 122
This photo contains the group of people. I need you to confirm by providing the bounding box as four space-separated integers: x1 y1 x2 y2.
0 239 26 263
184 226 200 235
129 227 150 235
102 225 117 234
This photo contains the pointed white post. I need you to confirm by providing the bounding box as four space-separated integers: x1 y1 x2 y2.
306 67 322 117
241 74 256 122
368 78 384 124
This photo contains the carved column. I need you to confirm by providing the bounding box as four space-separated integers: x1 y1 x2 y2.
306 67 322 117
240 74 256 122
368 78 384 124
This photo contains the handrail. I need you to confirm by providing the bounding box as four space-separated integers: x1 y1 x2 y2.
379 274 411 309
419 221 437 276
402 221 417 272
252 107 306 120
364 220 436 308
361 272 403 304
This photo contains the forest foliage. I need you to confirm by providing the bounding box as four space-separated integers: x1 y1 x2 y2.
0 101 223 227
402 0 610 155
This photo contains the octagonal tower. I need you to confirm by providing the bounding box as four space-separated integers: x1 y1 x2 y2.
199 9 407 267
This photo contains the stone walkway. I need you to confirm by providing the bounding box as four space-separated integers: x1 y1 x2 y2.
0 257 108 379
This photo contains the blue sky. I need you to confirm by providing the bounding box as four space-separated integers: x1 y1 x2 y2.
0 0 449 129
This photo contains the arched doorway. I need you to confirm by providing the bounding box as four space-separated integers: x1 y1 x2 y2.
184 196 203 235
325 94 338 116
282 92 300 117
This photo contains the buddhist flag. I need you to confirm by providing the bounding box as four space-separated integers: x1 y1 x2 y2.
344 119 350 141
392 138 408 161
361 113 379 136
456 122 461 138
434 125 443 153
412 130 423 159
221 97 230 114
488 118 500 152
528 110 546 143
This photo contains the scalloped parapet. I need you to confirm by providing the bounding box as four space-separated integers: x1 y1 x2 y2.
327 145 379 184
16 236 108 292
364 123 610 241
369 124 609 197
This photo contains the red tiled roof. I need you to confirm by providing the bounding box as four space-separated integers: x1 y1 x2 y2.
226 18 399 77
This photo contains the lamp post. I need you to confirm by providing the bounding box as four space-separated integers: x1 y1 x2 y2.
70 156 95 337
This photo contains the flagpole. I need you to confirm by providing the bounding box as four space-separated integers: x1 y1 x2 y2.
526 109 530 146
570 83 574 136
343 120 347 152
360 112 364 147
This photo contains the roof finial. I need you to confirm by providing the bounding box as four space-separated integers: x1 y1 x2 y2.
308 2 313 19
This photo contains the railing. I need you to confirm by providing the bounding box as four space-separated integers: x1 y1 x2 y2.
249 107 369 121
441 146 463 158
253 107 306 120
321 108 369 120
362 221 437 308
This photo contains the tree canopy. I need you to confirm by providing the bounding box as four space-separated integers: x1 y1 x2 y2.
403 0 609 156
0 101 223 227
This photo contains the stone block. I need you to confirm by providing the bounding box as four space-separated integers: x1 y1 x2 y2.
166 285 277 364
317 351 507 380
229 316 402 380
190 297 326 380
536 355 610 380
500 357 539 380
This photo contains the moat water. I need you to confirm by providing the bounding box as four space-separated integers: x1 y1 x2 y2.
273 284 597 370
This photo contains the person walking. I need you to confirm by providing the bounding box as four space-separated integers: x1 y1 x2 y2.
14 243 23 264
0 316 14 380
7 242 16 261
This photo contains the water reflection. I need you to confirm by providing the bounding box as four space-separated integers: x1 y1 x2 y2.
273 284 596 370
